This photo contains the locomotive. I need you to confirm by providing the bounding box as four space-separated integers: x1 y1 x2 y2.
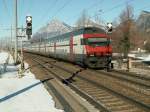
24 27 112 69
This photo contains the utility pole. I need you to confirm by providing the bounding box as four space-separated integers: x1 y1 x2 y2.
14 0 18 64
21 26 25 70
17 26 25 77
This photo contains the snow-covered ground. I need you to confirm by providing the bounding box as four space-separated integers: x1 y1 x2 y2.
113 59 150 76
0 51 63 112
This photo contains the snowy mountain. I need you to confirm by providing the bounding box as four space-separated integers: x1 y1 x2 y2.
32 19 72 42
39 19 72 34
136 11 150 33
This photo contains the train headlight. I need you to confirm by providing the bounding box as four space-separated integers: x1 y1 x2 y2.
90 54 94 56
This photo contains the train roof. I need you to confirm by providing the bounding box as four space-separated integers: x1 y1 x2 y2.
75 27 106 34
46 27 106 41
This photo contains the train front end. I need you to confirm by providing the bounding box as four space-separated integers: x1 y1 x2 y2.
82 28 112 68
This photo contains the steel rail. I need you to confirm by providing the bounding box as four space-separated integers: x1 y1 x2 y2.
95 70 150 88
31 55 150 111
32 58 111 112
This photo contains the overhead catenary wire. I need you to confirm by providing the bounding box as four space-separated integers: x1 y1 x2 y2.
36 0 133 39
44 0 104 36
51 0 72 19
50 0 150 37
41 0 134 34
31 0 74 42
117 3 150 26
90 0 136 20
46 0 105 35
64 0 131 25
0 0 13 39
65 0 105 23
19 0 27 24
34 0 59 29
33 0 150 41
1 0 12 27
26 0 35 15
33 0 72 33
35 0 125 35
2 0 11 18
84 0 136 27
102 0 135 14
40 0 58 22
2 0 147 41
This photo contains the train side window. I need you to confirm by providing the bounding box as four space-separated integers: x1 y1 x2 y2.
81 39 84 45
81 38 87 45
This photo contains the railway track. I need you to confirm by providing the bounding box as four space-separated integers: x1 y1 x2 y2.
112 69 150 81
24 53 150 112
31 58 109 111
24 53 99 112
96 70 150 88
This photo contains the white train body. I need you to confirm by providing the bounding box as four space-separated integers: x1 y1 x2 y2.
24 27 112 68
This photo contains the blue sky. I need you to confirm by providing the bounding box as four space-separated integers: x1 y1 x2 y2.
0 0 150 38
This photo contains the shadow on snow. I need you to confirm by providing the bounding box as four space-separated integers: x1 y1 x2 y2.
0 78 53 103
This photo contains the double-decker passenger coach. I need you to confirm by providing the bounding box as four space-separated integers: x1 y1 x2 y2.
24 27 112 69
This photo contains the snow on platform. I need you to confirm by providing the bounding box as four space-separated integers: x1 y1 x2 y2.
0 52 63 112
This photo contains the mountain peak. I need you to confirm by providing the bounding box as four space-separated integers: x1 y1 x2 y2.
137 10 150 33
32 19 72 41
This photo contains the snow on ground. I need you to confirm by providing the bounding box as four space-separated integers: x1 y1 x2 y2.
0 52 8 63
113 60 150 76
144 55 150 61
0 52 18 78
0 51 63 112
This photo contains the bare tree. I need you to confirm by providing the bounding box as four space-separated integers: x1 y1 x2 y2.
144 37 150 52
144 42 150 52
112 4 136 57
112 4 136 70
120 4 135 57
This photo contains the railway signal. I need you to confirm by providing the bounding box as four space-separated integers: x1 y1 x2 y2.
106 23 113 33
26 16 32 38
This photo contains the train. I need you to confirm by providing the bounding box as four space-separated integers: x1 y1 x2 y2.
24 27 112 69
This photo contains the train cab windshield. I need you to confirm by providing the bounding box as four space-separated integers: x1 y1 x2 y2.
81 37 111 47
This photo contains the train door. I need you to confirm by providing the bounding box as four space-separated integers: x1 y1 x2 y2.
72 35 84 64
79 35 85 63
69 36 74 62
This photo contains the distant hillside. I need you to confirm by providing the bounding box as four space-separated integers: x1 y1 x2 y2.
136 11 150 33
32 19 72 42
